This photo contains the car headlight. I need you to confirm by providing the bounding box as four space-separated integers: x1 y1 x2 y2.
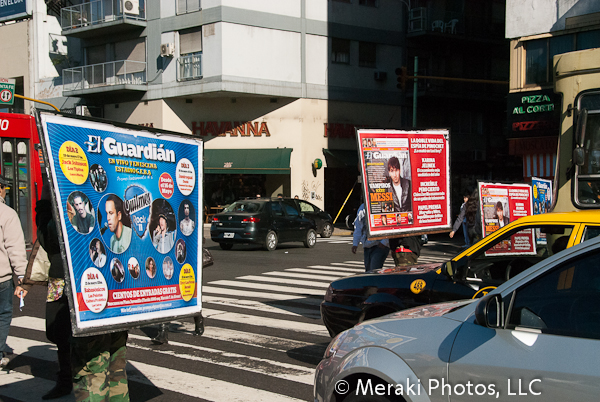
324 330 348 359
324 284 333 302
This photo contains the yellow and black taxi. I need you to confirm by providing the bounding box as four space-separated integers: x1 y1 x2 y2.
321 210 600 336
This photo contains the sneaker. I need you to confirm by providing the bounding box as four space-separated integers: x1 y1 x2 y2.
0 356 9 367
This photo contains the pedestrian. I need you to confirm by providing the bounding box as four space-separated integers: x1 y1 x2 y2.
450 192 472 248
351 203 390 272
25 183 73 399
450 190 481 245
389 236 421 266
151 314 205 345
0 175 28 368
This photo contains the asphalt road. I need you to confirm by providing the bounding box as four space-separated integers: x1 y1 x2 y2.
1 228 461 402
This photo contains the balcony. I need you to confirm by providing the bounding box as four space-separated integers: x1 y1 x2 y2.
177 53 202 81
63 60 147 96
61 0 146 39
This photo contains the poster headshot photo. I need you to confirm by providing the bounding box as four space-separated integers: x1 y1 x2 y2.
67 191 95 235
178 200 196 236
97 194 133 254
146 257 157 279
175 239 186 264
163 256 174 280
150 199 177 254
89 238 107 268
385 152 412 213
128 257 140 280
89 163 108 193
111 258 125 283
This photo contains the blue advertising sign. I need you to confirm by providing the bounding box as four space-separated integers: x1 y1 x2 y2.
0 0 29 23
37 112 203 335
531 177 552 215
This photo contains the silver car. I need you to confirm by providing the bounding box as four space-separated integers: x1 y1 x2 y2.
315 236 600 402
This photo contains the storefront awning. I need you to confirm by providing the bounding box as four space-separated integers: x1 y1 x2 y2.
323 149 359 168
204 148 292 174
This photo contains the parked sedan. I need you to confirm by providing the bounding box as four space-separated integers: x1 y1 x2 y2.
321 209 600 336
293 198 334 238
210 198 317 251
315 235 600 402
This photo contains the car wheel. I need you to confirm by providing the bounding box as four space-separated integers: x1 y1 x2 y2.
321 222 333 238
304 229 317 248
219 243 233 250
265 230 278 251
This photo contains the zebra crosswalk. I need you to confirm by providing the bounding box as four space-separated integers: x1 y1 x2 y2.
1 253 448 401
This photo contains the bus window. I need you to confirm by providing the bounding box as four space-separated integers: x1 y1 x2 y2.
575 93 600 207
1 138 32 243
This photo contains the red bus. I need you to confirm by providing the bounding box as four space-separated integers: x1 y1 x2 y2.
0 112 44 247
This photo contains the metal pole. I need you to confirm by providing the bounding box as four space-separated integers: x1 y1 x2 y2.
413 56 418 127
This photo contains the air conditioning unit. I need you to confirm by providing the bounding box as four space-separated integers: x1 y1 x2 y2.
160 43 175 57
374 71 387 81
123 0 140 15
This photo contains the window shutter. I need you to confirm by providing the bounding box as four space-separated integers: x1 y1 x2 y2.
180 27 202 55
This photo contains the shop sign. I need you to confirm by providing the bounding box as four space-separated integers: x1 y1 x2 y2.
0 0 29 22
507 89 560 138
478 182 533 256
192 121 270 137
357 129 451 239
38 111 203 336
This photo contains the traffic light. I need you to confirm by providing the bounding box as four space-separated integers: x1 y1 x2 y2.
395 66 407 91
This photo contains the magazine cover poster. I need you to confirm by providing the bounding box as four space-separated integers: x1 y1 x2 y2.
532 177 552 215
37 112 203 335
357 129 451 238
479 182 534 256
531 177 552 244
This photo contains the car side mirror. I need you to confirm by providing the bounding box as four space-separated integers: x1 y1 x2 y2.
441 261 456 279
475 293 504 329
573 147 585 166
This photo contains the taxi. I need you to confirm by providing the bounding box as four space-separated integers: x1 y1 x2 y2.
321 210 600 336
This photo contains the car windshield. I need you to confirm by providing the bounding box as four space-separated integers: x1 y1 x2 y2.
223 201 264 213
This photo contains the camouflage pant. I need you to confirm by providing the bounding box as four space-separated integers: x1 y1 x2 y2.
392 251 418 266
71 331 129 402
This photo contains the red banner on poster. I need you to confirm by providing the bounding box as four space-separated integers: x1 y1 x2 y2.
357 129 451 238
478 182 534 256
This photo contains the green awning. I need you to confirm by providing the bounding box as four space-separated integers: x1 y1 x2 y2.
323 148 359 168
204 148 292 174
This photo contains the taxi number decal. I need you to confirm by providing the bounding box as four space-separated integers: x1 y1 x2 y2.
472 286 497 299
410 279 426 294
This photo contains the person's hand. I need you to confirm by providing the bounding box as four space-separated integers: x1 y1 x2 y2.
14 286 28 298
351 246 358 254
449 231 455 238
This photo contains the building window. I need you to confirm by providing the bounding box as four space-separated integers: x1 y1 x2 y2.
359 0 377 6
177 0 200 15
332 38 350 64
358 41 376 68
577 30 600 51
178 27 203 80
523 31 600 85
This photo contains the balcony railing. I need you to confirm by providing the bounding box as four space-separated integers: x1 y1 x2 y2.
63 60 146 92
61 0 146 31
178 53 202 81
